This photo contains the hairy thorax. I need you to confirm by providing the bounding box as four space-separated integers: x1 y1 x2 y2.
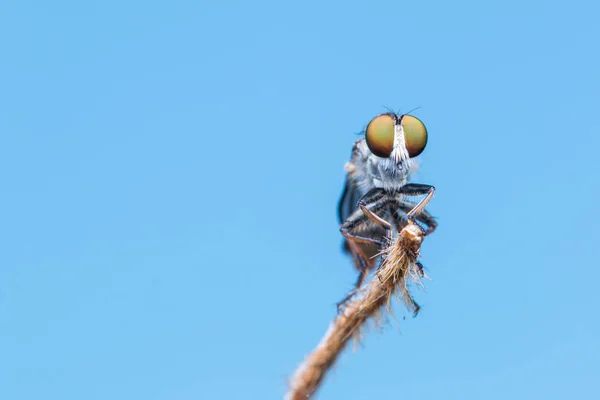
351 124 415 191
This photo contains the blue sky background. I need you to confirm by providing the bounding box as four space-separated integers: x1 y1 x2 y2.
1 1 599 399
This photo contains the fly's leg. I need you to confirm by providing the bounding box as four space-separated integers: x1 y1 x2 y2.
398 183 435 219
358 191 391 229
340 189 387 269
338 189 389 311
396 199 438 236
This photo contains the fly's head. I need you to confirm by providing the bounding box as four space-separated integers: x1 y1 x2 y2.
364 112 428 187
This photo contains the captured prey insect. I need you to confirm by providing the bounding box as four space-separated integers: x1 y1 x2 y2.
337 112 437 310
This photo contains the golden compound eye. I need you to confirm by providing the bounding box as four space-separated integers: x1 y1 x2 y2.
365 114 395 158
402 114 428 158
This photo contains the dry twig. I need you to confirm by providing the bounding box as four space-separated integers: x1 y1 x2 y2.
286 222 427 399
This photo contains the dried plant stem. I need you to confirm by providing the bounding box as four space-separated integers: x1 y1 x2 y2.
286 222 426 400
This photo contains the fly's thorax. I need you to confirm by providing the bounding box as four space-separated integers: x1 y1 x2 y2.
373 158 411 190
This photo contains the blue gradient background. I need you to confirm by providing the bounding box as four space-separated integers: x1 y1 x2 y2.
1 1 599 399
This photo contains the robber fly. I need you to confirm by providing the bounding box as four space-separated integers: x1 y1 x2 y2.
337 112 437 308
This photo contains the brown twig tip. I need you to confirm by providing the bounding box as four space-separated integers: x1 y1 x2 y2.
286 222 426 400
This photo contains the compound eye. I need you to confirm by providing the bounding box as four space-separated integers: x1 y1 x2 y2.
365 114 395 158
402 115 428 157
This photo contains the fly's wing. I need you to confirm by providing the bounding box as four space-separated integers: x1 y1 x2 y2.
338 176 362 225
338 142 369 224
